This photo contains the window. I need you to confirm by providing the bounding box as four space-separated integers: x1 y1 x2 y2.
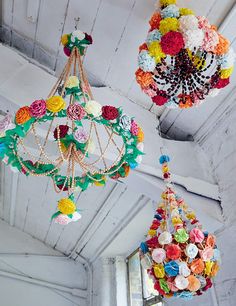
127 250 163 306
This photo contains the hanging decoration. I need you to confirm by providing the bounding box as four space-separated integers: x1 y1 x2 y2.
139 155 220 300
136 0 235 108
0 28 144 224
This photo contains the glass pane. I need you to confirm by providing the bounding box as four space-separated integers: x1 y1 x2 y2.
128 252 143 306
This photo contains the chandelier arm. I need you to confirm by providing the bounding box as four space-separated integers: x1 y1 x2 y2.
104 126 123 154
93 122 108 170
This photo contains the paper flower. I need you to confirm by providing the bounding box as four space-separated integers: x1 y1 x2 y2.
0 114 15 133
57 198 76 215
146 30 162 45
186 243 199 259
159 279 170 293
179 15 199 32
29 100 47 118
130 120 139 136
46 96 66 113
65 76 80 88
53 125 69 140
196 275 207 289
85 100 102 117
54 214 72 225
154 264 166 278
71 30 85 41
148 41 166 63
199 247 214 262
138 50 156 72
74 128 88 143
202 28 219 52
187 275 201 292
212 248 221 262
190 228 204 243
137 127 144 143
152 93 168 106
174 228 189 243
135 68 154 88
214 77 230 89
149 12 162 30
214 34 230 55
160 0 176 6
179 262 191 277
152 248 166 263
220 67 234 79
180 8 194 16
183 29 204 50
198 16 211 30
102 105 119 120
158 231 172 245
161 4 179 19
206 234 216 248
166 244 181 260
159 17 179 35
160 31 184 55
15 106 31 125
67 103 86 121
164 261 179 276
175 275 189 290
190 258 205 274
119 114 132 131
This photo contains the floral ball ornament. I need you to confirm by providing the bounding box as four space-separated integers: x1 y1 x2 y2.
139 155 220 300
136 0 235 108
61 30 93 56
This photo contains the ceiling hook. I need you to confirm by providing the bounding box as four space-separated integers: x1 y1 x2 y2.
74 17 80 30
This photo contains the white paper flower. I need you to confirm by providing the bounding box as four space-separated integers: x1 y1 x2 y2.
152 248 166 263
185 243 199 259
85 100 102 117
183 29 204 51
179 15 199 32
174 275 189 290
72 30 85 41
179 262 191 277
158 231 172 245
72 211 82 222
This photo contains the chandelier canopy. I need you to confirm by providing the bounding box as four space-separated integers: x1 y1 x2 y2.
0 29 144 224
139 155 220 300
136 0 235 108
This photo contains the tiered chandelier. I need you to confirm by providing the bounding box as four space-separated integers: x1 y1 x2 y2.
136 0 235 108
139 155 220 300
0 29 144 224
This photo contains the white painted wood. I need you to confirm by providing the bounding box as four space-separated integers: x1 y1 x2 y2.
26 0 40 23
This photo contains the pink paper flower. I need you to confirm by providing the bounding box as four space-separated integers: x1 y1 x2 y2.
29 100 47 118
74 127 88 143
54 214 72 225
67 104 86 121
199 247 214 261
190 228 204 243
0 114 15 133
130 120 139 136
202 28 219 52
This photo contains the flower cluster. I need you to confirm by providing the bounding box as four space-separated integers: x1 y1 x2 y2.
52 197 82 225
61 30 93 57
136 0 235 109
139 155 220 300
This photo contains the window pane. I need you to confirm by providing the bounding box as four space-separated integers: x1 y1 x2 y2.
128 252 143 306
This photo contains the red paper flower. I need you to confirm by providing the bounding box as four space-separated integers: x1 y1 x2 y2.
53 125 69 140
160 31 184 56
154 280 166 296
202 278 212 291
146 236 159 248
85 33 93 44
57 184 69 191
102 105 119 120
214 77 230 89
152 94 168 106
166 244 181 260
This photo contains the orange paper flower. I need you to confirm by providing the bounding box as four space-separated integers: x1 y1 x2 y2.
206 234 216 248
211 262 220 277
137 127 144 142
190 258 205 274
135 68 154 89
139 43 148 52
149 12 162 30
187 275 201 292
15 106 31 125
214 34 230 55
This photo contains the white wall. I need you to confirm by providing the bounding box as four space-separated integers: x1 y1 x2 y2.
0 220 88 306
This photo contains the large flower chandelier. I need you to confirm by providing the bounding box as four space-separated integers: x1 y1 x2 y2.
0 29 144 224
136 0 235 109
139 155 220 300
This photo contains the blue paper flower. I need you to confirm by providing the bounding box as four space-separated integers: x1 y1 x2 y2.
159 155 170 164
164 260 179 277
146 30 162 44
129 161 138 169
140 242 149 254
0 142 6 155
138 50 156 72
174 291 193 300
161 5 180 19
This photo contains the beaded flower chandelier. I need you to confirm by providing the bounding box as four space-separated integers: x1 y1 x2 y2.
139 155 220 300
0 29 144 224
136 0 235 109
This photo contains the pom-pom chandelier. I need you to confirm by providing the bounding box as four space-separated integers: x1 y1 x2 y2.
139 155 220 300
136 0 235 108
0 29 144 224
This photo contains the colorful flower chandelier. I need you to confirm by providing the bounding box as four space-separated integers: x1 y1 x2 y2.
0 29 144 224
139 155 220 300
136 0 235 109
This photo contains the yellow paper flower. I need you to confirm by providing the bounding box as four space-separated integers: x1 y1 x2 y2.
61 34 69 46
159 18 179 35
220 67 234 79
65 76 80 88
162 166 169 173
204 261 214 276
148 229 157 237
172 217 183 226
148 41 166 63
180 8 194 16
84 100 102 117
186 212 196 220
58 198 76 215
46 96 66 113
160 0 176 6
137 127 144 142
154 264 165 278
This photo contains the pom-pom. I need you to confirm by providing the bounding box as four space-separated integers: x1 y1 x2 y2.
148 41 166 63
183 29 204 51
220 67 234 79
160 31 184 55
159 155 170 164
57 198 76 215
161 4 179 19
146 30 162 45
149 12 162 30
179 8 194 16
135 68 154 88
179 15 199 32
214 77 230 89
159 17 179 35
202 28 219 52
138 50 156 72
152 94 168 106
160 0 176 7
214 34 230 55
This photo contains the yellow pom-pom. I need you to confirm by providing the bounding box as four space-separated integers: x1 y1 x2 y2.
154 264 165 278
159 17 179 35
160 0 176 6
148 229 156 237
220 67 234 79
148 41 166 63
162 166 169 173
58 198 76 215
180 8 195 16
61 34 69 46
46 96 66 113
